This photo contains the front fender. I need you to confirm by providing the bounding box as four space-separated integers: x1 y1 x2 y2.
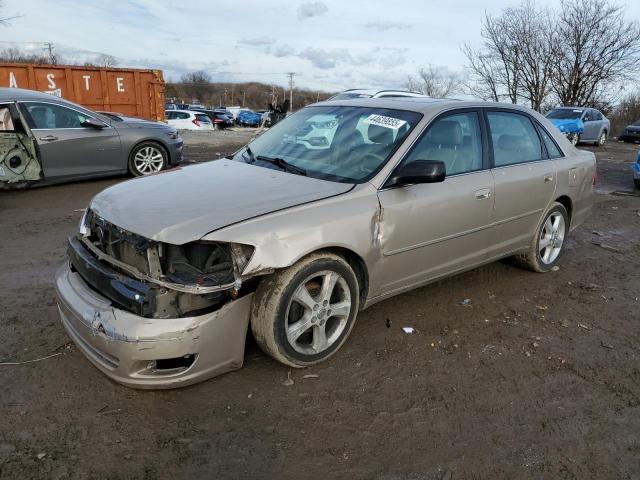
200 183 382 278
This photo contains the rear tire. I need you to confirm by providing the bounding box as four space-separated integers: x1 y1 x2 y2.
128 142 167 176
634 179 640 190
250 252 360 368
514 202 569 272
597 131 607 146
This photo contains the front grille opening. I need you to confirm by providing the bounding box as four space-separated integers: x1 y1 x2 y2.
151 354 196 372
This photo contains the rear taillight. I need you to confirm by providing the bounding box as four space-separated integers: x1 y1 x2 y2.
192 118 201 127
592 173 597 186
214 118 223 123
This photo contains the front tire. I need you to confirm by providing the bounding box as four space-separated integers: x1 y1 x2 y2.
515 203 569 272
570 134 580 146
250 252 360 368
128 142 167 176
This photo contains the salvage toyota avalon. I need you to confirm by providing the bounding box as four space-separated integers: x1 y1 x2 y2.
55 98 596 389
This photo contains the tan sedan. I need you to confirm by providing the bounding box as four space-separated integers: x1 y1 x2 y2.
55 98 596 388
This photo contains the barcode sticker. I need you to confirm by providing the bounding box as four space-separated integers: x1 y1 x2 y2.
364 114 407 130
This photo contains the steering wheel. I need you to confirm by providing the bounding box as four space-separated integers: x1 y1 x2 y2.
347 145 386 174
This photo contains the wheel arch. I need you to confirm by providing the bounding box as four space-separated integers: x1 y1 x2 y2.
288 247 370 308
554 195 573 225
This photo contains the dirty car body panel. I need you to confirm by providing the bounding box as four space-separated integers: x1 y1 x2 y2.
55 98 596 388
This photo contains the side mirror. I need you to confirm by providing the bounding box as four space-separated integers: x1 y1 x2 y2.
81 117 108 129
386 160 446 187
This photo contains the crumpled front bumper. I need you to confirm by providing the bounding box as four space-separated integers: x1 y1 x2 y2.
55 262 253 389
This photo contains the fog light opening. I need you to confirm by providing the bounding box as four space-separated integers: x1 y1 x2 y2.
150 354 196 372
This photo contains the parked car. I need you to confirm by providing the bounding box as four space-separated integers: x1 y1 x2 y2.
634 149 640 189
256 109 272 127
0 88 182 188
237 109 262 127
618 120 640 143
546 107 610 146
55 98 596 388
328 89 428 100
165 110 214 130
199 109 234 129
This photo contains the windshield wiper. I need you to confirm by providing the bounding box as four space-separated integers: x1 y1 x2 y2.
242 146 257 163
256 155 307 176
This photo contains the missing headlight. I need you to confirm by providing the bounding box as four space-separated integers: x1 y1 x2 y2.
163 242 235 287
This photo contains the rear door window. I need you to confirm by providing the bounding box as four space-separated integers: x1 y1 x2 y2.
487 112 543 167
23 102 91 129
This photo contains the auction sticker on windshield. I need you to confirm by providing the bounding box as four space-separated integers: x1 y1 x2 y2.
364 114 407 130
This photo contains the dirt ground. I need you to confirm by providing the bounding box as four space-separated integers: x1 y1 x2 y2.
1 132 639 480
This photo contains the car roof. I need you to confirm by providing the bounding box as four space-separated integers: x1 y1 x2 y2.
171 109 212 115
310 97 542 116
339 88 424 96
0 87 83 105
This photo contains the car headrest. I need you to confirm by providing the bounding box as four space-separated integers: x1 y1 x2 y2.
498 134 524 151
430 120 462 146
367 124 393 145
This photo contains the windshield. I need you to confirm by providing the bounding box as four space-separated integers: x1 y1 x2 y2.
546 109 583 120
233 105 422 183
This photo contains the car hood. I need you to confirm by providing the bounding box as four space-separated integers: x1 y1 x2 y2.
550 118 584 132
90 160 353 245
625 125 640 132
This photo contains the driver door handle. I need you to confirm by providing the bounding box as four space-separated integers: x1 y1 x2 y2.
39 135 58 142
475 188 492 200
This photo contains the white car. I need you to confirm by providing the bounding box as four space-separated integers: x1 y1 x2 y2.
328 89 428 100
165 110 214 130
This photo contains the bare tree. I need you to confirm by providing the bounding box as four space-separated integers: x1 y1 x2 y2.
405 64 462 98
0 46 57 64
462 45 501 102
552 0 640 106
463 1 555 109
507 1 557 111
180 70 212 84
463 0 640 110
96 53 118 68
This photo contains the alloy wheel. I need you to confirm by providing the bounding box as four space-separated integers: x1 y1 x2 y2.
538 212 566 264
133 146 164 175
284 270 352 355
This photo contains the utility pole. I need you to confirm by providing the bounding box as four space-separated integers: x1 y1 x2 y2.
44 42 54 63
286 72 296 111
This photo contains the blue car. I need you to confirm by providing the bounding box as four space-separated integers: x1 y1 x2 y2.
634 150 640 189
237 109 262 127
546 107 610 147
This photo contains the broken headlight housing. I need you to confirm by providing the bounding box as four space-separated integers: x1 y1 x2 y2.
162 241 254 287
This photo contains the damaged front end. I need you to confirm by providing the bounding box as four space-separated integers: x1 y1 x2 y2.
71 209 256 319
56 209 260 388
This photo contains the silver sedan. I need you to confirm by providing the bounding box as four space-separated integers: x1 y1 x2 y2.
55 98 596 388
0 88 183 189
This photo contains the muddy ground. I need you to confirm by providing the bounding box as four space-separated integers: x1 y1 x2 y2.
1 131 639 480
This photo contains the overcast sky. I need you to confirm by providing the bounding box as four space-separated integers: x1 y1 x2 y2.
3 0 640 92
